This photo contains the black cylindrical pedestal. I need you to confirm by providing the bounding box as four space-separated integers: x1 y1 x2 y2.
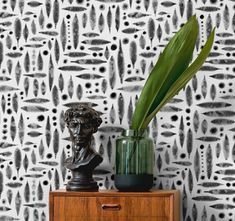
66 169 98 191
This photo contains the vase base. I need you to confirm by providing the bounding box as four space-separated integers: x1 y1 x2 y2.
114 174 153 192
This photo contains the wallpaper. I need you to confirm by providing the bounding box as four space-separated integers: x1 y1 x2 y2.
0 0 235 220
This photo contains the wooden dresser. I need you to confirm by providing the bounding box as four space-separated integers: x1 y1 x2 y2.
50 189 180 221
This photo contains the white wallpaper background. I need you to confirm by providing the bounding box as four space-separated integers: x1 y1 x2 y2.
0 0 235 220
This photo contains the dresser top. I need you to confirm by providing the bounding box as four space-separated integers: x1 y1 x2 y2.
50 189 179 197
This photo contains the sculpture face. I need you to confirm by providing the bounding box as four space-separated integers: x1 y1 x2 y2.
64 104 102 153
68 117 93 146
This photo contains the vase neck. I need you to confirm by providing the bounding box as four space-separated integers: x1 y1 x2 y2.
122 129 148 137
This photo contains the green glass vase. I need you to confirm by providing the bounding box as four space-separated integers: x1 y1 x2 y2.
114 129 154 191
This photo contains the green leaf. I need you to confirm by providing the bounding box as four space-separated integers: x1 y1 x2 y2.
131 15 199 130
142 28 215 128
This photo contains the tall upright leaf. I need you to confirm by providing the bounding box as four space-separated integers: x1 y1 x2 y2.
142 28 215 128
131 15 199 129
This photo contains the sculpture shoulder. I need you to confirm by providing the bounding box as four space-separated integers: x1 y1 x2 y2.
65 152 103 170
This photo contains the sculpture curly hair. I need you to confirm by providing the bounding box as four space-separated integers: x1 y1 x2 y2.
64 104 102 133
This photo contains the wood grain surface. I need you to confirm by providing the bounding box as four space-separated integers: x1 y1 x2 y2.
50 190 180 221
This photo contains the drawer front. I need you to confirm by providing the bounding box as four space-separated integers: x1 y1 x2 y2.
128 197 170 217
53 196 171 219
64 196 128 217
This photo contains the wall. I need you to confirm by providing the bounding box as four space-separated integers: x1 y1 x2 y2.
0 0 234 220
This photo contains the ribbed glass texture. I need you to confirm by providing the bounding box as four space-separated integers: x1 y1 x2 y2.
115 129 154 175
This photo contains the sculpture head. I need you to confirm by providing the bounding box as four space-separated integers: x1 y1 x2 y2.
64 104 102 146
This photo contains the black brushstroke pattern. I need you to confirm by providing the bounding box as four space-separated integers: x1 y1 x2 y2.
12 93 18 113
60 149 66 182
107 7 112 32
38 140 44 159
63 5 87 11
68 76 74 98
109 56 116 89
39 9 44 29
0 41 3 68
172 10 178 29
90 5 96 30
54 39 60 64
53 0 59 28
54 169 60 190
0 171 3 199
98 13 105 33
115 6 120 31
139 35 146 50
179 116 185 147
7 59 13 74
77 84 83 100
187 0 193 20
23 154 29 173
72 15 79 49
33 79 39 97
60 19 67 51
107 137 112 163
130 41 137 67
45 117 51 148
127 98 133 126
223 135 230 160
18 114 24 145
14 18 21 45
10 116 16 141
46 0 52 17
15 61 21 86
53 129 59 158
37 52 43 70
223 5 229 30
206 145 212 181
118 93 124 124
15 191 21 215
37 182 43 201
48 56 54 91
201 119 208 134
117 41 124 83
52 86 59 106
24 182 30 203
187 129 193 157
82 13 88 29
182 186 187 220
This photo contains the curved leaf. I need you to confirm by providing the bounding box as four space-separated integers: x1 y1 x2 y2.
142 28 215 128
131 15 198 129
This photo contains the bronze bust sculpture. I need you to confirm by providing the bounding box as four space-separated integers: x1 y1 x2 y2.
64 104 103 191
